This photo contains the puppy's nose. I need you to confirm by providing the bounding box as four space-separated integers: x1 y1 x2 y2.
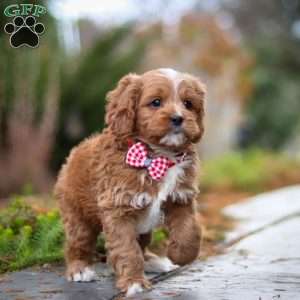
170 115 183 127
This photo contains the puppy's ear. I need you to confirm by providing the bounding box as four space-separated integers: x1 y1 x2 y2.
195 79 206 119
105 73 142 140
193 77 206 141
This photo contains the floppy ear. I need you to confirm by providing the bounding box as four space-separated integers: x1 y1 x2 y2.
192 77 206 142
196 79 206 120
105 73 142 140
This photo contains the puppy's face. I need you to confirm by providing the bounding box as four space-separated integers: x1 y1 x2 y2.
136 69 205 149
105 68 205 150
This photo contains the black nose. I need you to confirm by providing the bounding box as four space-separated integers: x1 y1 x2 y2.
171 115 183 127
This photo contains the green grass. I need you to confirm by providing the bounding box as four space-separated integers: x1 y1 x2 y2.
0 198 64 273
201 148 298 192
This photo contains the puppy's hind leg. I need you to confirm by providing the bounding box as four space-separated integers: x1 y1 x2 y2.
63 212 99 282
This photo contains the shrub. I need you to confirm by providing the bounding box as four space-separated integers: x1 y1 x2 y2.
0 0 60 197
53 26 147 170
243 40 300 149
201 149 298 192
0 198 63 273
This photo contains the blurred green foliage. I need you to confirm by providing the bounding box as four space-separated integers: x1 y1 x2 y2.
0 0 147 195
150 228 168 248
54 26 146 168
244 40 300 149
0 0 62 196
0 0 60 139
201 149 299 192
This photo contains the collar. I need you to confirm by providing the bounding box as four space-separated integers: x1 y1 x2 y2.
126 139 188 181
127 138 187 165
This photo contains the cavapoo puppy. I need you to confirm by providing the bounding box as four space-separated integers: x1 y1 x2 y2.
54 68 206 296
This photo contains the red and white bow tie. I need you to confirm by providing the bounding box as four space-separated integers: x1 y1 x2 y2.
126 142 176 181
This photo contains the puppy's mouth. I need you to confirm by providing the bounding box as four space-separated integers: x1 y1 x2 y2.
159 130 187 147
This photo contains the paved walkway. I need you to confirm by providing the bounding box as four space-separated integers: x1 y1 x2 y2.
1 185 300 300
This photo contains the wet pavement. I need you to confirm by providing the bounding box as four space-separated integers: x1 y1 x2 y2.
1 185 300 300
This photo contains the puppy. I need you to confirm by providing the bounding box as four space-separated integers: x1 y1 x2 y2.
54 68 206 296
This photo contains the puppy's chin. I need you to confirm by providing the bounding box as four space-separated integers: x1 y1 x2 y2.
157 125 203 149
159 132 187 147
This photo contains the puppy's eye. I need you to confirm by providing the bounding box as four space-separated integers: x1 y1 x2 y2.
150 98 161 108
183 99 193 110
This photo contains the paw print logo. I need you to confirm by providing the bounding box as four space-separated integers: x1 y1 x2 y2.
4 16 45 48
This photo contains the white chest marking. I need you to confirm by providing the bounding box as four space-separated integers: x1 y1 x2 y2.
137 162 187 234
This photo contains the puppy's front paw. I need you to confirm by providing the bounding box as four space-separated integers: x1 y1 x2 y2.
118 277 151 297
67 261 97 282
126 282 144 297
130 192 152 209
145 255 179 273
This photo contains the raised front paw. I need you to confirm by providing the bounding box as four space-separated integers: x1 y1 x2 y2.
167 236 201 266
66 261 97 282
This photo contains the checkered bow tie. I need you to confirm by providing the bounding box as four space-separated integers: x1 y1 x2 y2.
126 142 175 181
